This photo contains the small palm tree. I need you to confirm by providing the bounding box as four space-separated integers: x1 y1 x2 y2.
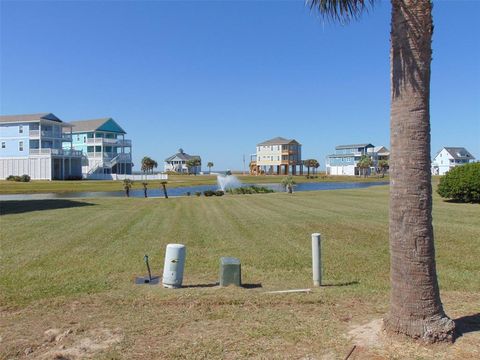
141 156 151 173
357 155 373 178
312 159 320 176
141 157 158 174
123 179 133 197
186 158 201 175
281 175 296 194
207 162 214 174
304 159 314 177
161 181 168 199
378 160 389 178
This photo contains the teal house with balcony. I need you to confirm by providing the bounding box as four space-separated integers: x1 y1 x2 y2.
66 117 132 177
0 113 82 180
326 143 390 176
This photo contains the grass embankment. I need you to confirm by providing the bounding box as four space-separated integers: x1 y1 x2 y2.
0 174 388 194
0 186 478 359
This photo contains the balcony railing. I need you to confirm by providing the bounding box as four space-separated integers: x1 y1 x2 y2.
29 130 65 138
86 152 132 161
85 138 131 147
30 148 83 157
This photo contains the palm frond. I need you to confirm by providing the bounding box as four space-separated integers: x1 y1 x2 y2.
306 0 375 23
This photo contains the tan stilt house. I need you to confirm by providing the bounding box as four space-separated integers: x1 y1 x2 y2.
250 137 303 175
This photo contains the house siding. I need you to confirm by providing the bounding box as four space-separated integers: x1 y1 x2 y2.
0 115 82 180
0 123 30 157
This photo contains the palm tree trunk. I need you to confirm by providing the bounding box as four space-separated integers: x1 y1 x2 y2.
384 0 454 342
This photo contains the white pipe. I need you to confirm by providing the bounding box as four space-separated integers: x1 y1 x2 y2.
312 233 321 286
162 244 186 288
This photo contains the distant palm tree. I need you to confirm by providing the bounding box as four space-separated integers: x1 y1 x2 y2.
281 175 296 194
378 160 389 178
304 159 316 177
312 159 320 175
207 162 214 174
357 155 373 178
141 157 151 173
123 179 133 197
187 158 201 175
303 160 310 177
308 0 455 341
141 157 158 174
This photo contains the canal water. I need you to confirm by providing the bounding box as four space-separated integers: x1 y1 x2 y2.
0 181 388 201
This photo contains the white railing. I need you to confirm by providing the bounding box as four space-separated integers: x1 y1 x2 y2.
117 139 131 147
86 152 131 161
87 173 168 181
29 130 64 138
30 148 83 156
85 138 132 146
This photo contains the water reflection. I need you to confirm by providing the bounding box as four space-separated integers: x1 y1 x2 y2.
0 182 388 201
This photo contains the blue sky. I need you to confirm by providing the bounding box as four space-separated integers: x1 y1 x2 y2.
1 0 479 171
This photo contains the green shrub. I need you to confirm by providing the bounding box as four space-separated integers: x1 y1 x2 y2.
5 174 31 182
66 175 83 180
437 162 480 203
227 186 274 195
203 190 215 197
195 192 201 197
215 190 224 196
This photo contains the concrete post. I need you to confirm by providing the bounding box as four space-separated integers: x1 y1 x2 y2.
312 233 321 286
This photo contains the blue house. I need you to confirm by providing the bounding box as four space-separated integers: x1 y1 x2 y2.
326 143 376 176
0 113 82 180
66 118 133 177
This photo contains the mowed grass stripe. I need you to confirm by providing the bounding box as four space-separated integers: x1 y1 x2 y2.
1 187 478 307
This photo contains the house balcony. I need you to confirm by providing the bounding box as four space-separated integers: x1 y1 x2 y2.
85 138 132 147
29 130 67 139
87 152 132 161
30 148 83 157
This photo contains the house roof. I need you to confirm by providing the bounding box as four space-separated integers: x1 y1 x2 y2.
335 143 374 150
0 113 62 124
257 137 300 146
442 147 475 160
368 146 390 155
165 149 201 162
67 118 126 134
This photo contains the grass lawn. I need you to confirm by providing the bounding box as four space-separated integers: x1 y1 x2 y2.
0 174 388 195
0 186 478 359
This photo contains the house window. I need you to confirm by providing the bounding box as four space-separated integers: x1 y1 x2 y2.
19 125 23 134
83 137 86 143
1 142 5 149
19 141 24 151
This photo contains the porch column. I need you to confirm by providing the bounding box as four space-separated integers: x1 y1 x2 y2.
123 134 126 175
101 132 104 168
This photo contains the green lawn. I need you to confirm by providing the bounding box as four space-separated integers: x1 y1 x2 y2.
0 173 388 194
0 186 478 359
